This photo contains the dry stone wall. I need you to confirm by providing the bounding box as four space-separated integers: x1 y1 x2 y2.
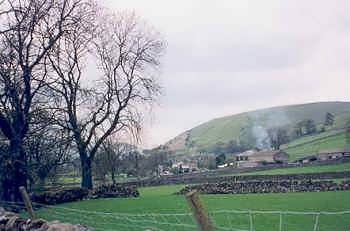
31 187 88 205
122 171 350 187
31 184 139 205
178 180 350 195
0 207 91 231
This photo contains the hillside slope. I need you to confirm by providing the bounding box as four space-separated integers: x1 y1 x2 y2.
281 129 349 160
166 102 350 154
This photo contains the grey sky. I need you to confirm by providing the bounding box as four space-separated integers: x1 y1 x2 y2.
102 0 350 148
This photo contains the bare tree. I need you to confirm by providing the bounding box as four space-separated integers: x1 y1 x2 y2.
25 115 73 189
94 139 132 184
267 127 289 150
122 148 143 177
324 112 335 127
143 146 171 176
0 0 87 202
49 9 165 189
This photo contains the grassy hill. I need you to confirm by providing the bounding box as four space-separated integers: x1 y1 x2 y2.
281 129 349 160
166 101 350 155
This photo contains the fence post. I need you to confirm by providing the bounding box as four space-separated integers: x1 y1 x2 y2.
186 190 216 231
19 186 36 220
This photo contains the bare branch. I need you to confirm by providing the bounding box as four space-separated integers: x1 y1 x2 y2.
48 7 165 189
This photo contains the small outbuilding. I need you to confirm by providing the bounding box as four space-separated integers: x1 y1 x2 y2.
294 149 350 164
236 150 289 168
295 155 318 164
317 149 350 160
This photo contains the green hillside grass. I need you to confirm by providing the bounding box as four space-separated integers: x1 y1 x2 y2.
282 130 350 160
282 130 342 150
169 101 350 152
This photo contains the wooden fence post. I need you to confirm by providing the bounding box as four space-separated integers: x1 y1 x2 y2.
186 190 216 231
19 186 36 220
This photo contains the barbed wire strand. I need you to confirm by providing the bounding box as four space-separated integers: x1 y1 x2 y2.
1 199 350 231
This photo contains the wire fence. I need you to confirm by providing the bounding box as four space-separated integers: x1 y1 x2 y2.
1 200 350 231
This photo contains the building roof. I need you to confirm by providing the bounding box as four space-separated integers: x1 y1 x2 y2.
318 148 350 154
236 150 256 157
237 149 286 157
295 155 318 161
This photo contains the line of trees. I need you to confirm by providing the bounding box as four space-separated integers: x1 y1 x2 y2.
94 143 172 181
0 0 165 202
267 127 289 150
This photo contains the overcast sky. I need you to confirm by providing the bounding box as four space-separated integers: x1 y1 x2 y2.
102 0 350 148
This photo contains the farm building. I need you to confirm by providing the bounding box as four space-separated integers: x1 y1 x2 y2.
236 150 289 168
317 149 350 160
295 149 350 164
218 162 235 169
171 161 198 173
295 155 318 164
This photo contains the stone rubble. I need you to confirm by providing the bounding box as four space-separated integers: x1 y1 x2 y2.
0 207 91 231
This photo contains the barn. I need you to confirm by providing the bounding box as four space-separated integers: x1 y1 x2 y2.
295 155 318 164
317 149 350 160
236 150 289 168
294 149 350 164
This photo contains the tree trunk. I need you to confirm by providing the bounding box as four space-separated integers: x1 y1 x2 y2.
38 174 46 190
1 138 27 203
80 155 93 189
111 170 116 185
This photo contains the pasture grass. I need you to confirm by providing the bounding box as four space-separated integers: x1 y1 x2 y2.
35 184 350 231
282 131 350 161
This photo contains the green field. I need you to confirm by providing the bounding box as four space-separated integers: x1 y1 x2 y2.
34 185 350 231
